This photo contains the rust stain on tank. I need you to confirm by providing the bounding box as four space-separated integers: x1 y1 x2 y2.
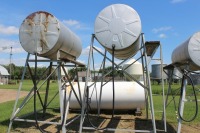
26 11 53 20
25 11 54 28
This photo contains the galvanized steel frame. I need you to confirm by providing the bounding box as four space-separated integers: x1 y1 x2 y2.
164 64 199 133
141 35 167 132
79 34 166 133
164 65 186 133
7 53 83 133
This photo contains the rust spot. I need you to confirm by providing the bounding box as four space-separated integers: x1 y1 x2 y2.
25 12 36 20
37 11 53 17
43 21 49 32
26 11 53 20
24 11 55 35
27 19 34 26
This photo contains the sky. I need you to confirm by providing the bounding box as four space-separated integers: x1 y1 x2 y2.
0 0 200 69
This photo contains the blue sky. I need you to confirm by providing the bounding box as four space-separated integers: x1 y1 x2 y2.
0 0 200 68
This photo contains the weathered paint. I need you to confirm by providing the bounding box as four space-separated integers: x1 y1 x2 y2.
19 11 82 61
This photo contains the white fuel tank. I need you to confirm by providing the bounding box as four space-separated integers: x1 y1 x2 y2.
94 4 142 59
172 32 200 70
19 11 82 61
68 81 145 110
123 59 143 81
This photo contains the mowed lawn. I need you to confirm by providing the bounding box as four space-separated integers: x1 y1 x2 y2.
0 80 200 132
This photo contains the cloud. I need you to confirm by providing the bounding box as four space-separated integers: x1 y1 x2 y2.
152 26 172 33
0 39 19 46
171 0 186 4
158 33 167 38
0 57 26 66
81 45 104 56
63 19 79 26
0 24 18 35
0 39 25 53
81 46 90 56
62 19 89 30
11 47 25 54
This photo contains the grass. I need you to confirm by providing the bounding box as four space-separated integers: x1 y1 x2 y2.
0 80 60 132
0 80 200 132
1 80 58 91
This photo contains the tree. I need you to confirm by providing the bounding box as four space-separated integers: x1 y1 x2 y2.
68 66 87 80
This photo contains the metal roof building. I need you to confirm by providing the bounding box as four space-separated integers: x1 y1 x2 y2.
0 65 9 85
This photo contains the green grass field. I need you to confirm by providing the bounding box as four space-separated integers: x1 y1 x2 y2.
0 80 200 132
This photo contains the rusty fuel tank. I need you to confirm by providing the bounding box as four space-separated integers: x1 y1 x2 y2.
19 11 82 61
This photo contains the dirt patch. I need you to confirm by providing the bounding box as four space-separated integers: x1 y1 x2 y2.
0 89 28 103
9 111 200 133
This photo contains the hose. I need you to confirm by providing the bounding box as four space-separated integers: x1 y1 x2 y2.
178 69 198 122
85 46 116 130
86 86 115 130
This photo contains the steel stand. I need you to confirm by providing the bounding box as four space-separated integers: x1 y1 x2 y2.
7 53 84 133
177 76 187 133
164 64 200 133
141 34 156 133
79 33 163 133
142 36 167 132
164 66 186 133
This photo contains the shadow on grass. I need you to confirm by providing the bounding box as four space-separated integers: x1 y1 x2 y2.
135 118 176 133
1 109 176 133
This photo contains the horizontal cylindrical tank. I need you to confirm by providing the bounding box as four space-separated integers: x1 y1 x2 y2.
172 32 200 71
123 59 143 81
68 82 145 110
151 64 168 79
94 4 142 59
19 11 82 60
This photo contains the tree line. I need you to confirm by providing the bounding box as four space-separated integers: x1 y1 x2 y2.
3 63 57 80
2 64 124 80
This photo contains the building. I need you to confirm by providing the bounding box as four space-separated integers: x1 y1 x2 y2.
0 65 10 85
78 71 93 82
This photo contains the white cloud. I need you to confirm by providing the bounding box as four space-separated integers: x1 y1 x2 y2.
81 46 90 56
63 19 79 26
171 0 186 4
0 39 25 54
152 26 172 33
81 45 104 56
0 39 19 46
1 47 25 54
62 19 89 30
0 57 26 66
0 24 18 35
158 33 167 38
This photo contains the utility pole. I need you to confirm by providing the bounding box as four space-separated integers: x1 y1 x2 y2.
10 47 12 80
0 46 12 79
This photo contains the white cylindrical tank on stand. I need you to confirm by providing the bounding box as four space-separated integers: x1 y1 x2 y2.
94 4 142 59
19 11 82 61
151 64 168 80
172 32 200 71
68 81 145 110
123 59 143 81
